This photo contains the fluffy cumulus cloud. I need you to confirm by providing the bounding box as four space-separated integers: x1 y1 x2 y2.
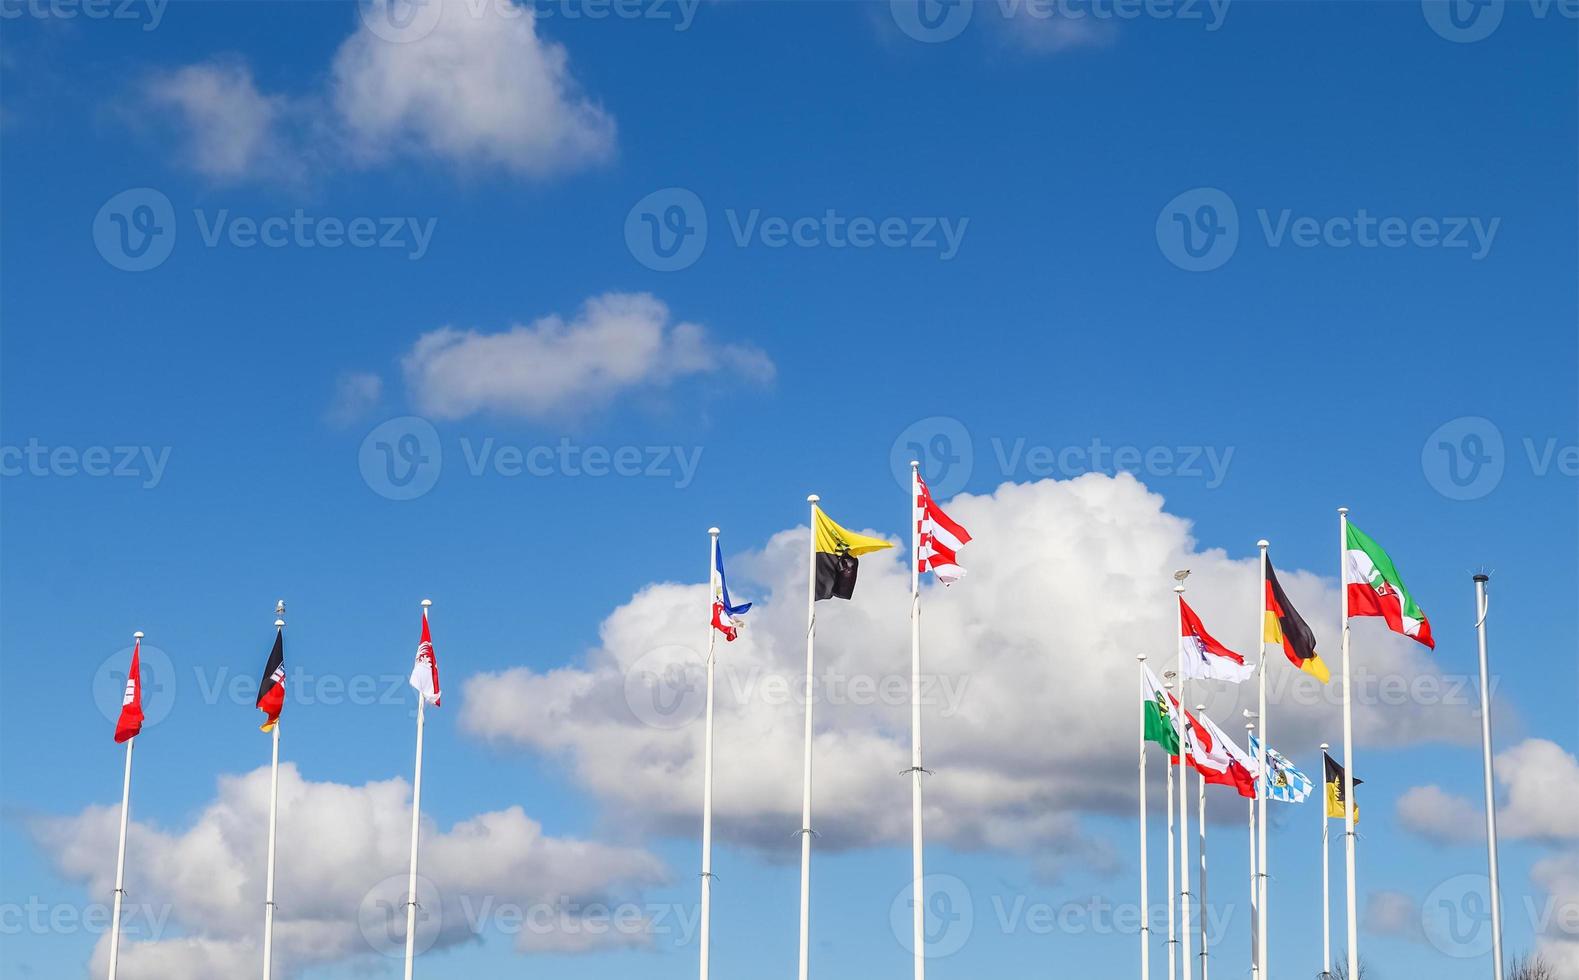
32 764 666 979
1364 890 1424 942
461 473 1478 873
401 292 774 421
142 0 613 182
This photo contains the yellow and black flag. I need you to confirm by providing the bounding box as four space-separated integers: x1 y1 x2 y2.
812 505 894 601
1323 751 1362 822
1265 558 1331 683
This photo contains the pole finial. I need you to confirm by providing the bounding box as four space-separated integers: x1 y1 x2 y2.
421 598 432 608
1137 654 1147 662
910 459 920 471
1173 584 1186 595
1196 703 1206 712
1473 571 1490 582
1337 506 1349 515
133 630 144 639
1320 742 1330 750
807 494 819 503
708 526 720 536
274 619 285 628
1257 538 1269 549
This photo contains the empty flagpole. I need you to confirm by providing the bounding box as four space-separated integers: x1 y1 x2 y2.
1337 508 1358 980
106 630 141 980
1175 583 1193 980
262 605 284 980
1138 656 1151 980
908 463 927 980
1253 540 1270 980
797 495 818 980
1196 704 1209 980
1320 741 1331 979
403 599 431 980
1166 680 1177 980
1473 573 1504 979
699 529 721 980
1246 722 1258 980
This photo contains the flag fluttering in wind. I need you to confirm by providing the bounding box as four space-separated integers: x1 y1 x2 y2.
1323 752 1362 821
1140 664 1180 754
256 627 285 732
1179 596 1256 682
1265 558 1330 683
410 610 440 707
1249 733 1312 803
1193 710 1259 799
812 505 893 600
712 542 752 642
114 639 144 743
915 473 971 584
1344 522 1433 648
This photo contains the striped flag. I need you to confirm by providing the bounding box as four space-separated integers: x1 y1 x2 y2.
256 627 285 732
916 473 971 584
114 638 144 744
1179 597 1256 683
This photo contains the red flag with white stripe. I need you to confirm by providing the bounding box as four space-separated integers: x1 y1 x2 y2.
916 473 971 584
114 639 144 743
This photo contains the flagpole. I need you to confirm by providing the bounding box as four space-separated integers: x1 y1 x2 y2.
906 463 929 980
261 606 284 980
1320 741 1331 979
699 529 720 980
797 495 818 980
1166 680 1177 980
403 599 431 980
1253 540 1269 980
1246 722 1258 980
1473 573 1504 980
1138 655 1151 980
106 630 141 980
1196 703 1209 980
1337 507 1358 980
1175 583 1193 980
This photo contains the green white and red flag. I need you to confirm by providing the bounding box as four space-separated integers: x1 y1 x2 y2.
1344 521 1433 649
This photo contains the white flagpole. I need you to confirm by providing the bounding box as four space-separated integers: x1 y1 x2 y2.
1473 573 1504 980
908 463 927 980
1337 508 1358 980
1254 540 1269 980
699 529 720 980
403 599 431 980
1320 741 1331 979
261 606 284 980
1166 680 1177 980
1138 655 1151 980
106 630 141 980
1175 583 1193 980
797 495 818 980
1196 704 1209 980
1246 723 1258 980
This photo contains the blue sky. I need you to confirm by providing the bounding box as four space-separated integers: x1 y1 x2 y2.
2 1 1577 978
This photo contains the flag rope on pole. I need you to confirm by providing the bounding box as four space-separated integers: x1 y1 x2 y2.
908 462 927 980
797 495 818 980
698 529 720 980
1338 508 1359 980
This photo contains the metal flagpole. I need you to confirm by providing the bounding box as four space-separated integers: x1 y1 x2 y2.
1197 704 1209 980
1166 680 1177 980
1337 508 1358 980
106 630 141 980
1246 722 1258 980
908 463 927 980
1254 540 1269 980
1320 741 1331 980
1473 573 1504 980
1175 581 1193 980
699 530 720 980
1139 655 1151 980
403 599 431 980
262 604 284 980
797 495 818 980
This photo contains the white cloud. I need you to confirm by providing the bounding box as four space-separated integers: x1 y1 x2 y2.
401 292 773 421
326 371 384 428
1395 784 1483 845
1530 848 1579 974
460 472 1480 870
33 764 666 979
143 60 299 183
1364 890 1423 942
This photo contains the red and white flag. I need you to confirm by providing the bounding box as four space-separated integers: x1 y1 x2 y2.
1194 710 1260 799
114 639 145 743
916 474 971 584
1179 597 1256 683
410 610 440 707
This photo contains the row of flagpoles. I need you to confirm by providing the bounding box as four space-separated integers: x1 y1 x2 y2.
99 482 1505 980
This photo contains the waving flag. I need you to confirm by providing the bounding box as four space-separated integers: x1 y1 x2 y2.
1249 734 1312 803
1345 522 1433 648
410 610 440 707
712 542 751 642
1265 558 1330 683
1195 711 1259 799
1324 752 1362 821
114 638 145 743
256 627 285 732
1179 597 1256 683
813 505 894 601
1141 664 1180 754
916 473 971 584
